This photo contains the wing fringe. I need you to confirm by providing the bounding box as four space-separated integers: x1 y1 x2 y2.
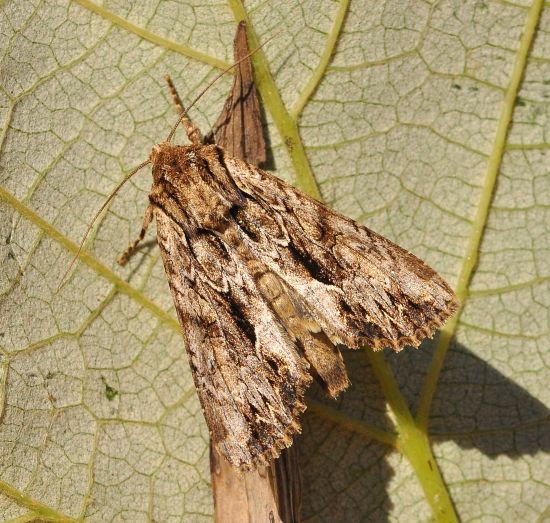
370 296 460 351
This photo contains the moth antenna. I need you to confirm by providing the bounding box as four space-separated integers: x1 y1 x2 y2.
164 75 202 145
164 74 186 116
166 29 277 144
57 159 151 290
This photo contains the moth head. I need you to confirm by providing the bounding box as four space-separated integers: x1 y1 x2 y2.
150 141 174 165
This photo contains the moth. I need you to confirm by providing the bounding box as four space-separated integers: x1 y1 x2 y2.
82 36 459 469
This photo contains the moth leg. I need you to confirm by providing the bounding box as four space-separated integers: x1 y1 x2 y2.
117 204 154 266
164 75 202 146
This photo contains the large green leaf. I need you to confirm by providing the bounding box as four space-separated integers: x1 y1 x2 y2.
1 0 549 521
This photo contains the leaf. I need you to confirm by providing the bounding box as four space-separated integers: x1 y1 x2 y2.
1 0 549 521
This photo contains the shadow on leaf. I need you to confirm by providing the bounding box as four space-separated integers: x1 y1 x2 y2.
298 339 550 522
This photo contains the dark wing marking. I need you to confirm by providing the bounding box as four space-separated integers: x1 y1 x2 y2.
224 154 459 351
154 208 311 467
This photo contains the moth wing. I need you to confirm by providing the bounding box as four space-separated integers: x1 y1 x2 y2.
154 209 312 467
225 155 459 351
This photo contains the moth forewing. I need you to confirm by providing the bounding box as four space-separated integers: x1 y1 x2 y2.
221 153 459 352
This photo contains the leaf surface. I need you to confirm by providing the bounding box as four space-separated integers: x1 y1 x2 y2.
0 0 549 521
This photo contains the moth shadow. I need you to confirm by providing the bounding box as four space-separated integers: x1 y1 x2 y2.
298 340 549 522
298 349 398 522
389 339 550 458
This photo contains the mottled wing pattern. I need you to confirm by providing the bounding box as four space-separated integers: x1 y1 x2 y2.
154 205 311 467
224 153 459 351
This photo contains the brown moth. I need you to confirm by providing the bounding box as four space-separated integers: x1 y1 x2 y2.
111 45 459 469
